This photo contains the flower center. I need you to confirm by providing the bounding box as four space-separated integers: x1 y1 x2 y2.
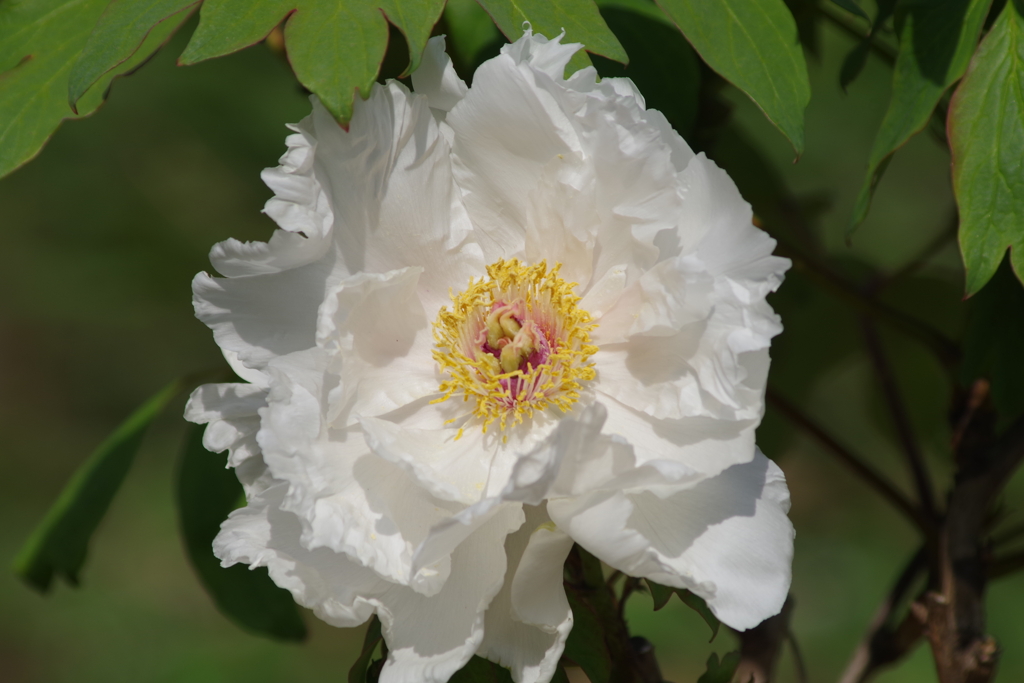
432 259 598 435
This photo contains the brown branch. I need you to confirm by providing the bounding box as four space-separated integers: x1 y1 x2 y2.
862 319 940 523
918 414 1024 682
734 596 795 683
767 390 932 534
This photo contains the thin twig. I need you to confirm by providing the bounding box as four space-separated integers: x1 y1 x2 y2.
775 240 962 373
818 1 897 66
618 577 640 623
788 628 809 683
767 389 932 534
862 320 940 524
838 547 928 683
870 215 958 291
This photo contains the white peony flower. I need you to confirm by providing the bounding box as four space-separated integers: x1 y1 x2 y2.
186 30 794 683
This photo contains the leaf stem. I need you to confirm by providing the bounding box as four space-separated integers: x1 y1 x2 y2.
861 319 940 523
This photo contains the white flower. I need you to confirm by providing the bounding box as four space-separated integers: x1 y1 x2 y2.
186 30 794 683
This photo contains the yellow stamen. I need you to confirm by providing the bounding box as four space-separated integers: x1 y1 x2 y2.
432 259 598 436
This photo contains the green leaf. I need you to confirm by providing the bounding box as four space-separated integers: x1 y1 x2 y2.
476 0 627 75
594 1 701 136
563 585 613 683
831 0 869 22
177 423 307 641
13 379 183 591
178 0 446 123
0 0 193 179
850 0 992 232
963 257 1024 425
645 580 720 641
443 0 502 69
949 0 1024 295
68 0 200 110
679 589 721 642
697 651 741 683
349 617 383 683
550 666 571 683
646 579 674 610
655 0 811 156
448 656 515 682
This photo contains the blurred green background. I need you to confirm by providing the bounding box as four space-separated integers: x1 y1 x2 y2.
2 7 1022 683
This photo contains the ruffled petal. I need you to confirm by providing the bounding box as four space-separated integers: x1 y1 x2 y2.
411 36 469 114
255 349 459 590
215 483 384 628
210 130 334 278
184 383 267 467
478 505 574 683
378 505 524 683
315 266 439 426
300 86 481 311
548 451 793 631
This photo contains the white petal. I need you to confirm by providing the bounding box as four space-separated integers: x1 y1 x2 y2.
316 267 438 426
478 505 574 683
185 383 267 467
360 416 491 505
301 87 481 310
447 51 578 259
548 451 793 631
412 36 469 113
210 129 334 278
256 351 459 589
215 483 384 628
378 505 524 683
598 394 758 476
501 29 582 80
192 258 332 370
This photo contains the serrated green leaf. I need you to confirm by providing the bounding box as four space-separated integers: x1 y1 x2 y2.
697 651 741 683
0 0 192 179
348 617 383 683
655 0 811 156
645 580 720 641
962 257 1024 424
850 0 992 232
177 423 307 641
476 0 627 75
448 656 515 682
595 1 701 136
949 0 1024 295
13 379 182 591
68 0 200 110
831 0 869 22
179 0 445 123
